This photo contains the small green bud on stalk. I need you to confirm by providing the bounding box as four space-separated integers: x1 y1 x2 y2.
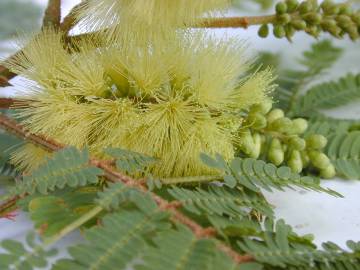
291 20 307 30
274 25 286 38
328 25 342 37
276 2 288 14
299 1 312 14
258 24 269 38
249 132 262 158
321 19 337 31
351 13 360 26
339 5 352 16
306 25 321 37
348 27 359 41
268 138 285 165
320 164 336 179
266 109 285 123
285 0 299 12
285 25 296 41
306 134 328 149
288 150 303 173
289 136 306 151
303 13 322 25
269 117 293 133
301 151 310 167
292 118 308 134
321 0 339 15
251 99 273 114
250 113 268 130
336 15 352 25
309 151 331 169
239 130 255 155
277 13 292 24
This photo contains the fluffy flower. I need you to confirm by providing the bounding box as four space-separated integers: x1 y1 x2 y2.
5 28 273 177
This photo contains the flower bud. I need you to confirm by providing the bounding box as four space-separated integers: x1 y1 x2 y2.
301 151 310 167
273 25 286 38
276 2 288 14
285 25 296 41
291 19 307 30
339 4 352 15
285 0 299 12
277 13 292 24
251 99 273 114
321 0 339 15
289 136 306 151
320 164 336 179
292 118 308 134
306 134 328 149
266 109 285 123
269 117 293 133
268 138 285 165
249 132 262 158
303 13 322 25
288 150 303 173
309 151 331 169
299 1 312 14
351 13 360 26
252 113 268 130
321 19 337 31
258 24 269 38
306 25 321 37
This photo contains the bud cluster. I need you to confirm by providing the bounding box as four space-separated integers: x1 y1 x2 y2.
237 101 336 178
258 0 360 41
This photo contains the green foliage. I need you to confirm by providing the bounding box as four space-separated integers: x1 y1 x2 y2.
169 185 273 218
28 187 98 237
105 147 157 176
0 232 57 270
273 40 343 111
325 131 360 179
0 133 21 179
201 154 340 196
0 0 42 40
10 147 103 195
53 210 170 270
238 219 360 269
291 74 360 116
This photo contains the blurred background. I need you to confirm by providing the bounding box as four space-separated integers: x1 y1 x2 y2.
0 0 359 263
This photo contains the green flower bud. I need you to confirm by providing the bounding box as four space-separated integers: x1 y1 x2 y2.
306 134 328 149
321 0 339 15
249 132 262 158
252 113 268 130
291 19 307 30
266 109 285 123
269 117 293 133
301 151 310 167
321 19 337 31
258 24 269 38
239 129 255 155
276 2 288 14
273 25 286 38
351 13 360 26
320 164 336 179
348 27 359 40
339 5 352 15
277 13 292 24
285 0 299 12
336 15 353 27
268 138 285 165
328 25 342 37
288 150 303 173
299 1 312 14
289 136 306 151
250 99 273 114
285 25 296 41
309 151 331 169
303 13 322 25
292 118 308 134
306 25 321 37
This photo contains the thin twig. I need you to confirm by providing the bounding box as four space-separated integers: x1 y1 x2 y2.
0 98 15 109
0 113 253 264
60 1 88 34
42 0 61 28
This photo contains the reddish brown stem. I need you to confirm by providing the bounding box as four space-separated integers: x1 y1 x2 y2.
42 0 61 28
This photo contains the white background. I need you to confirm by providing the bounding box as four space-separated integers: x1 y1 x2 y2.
0 0 360 267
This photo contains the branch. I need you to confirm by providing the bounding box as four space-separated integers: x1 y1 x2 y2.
42 0 61 28
197 15 277 28
60 1 88 34
0 98 15 109
0 113 253 264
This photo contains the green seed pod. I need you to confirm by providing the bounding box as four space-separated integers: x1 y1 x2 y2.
258 24 269 38
249 132 262 158
277 13 292 24
285 0 299 12
289 136 306 151
306 134 328 149
292 118 308 134
303 13 322 25
276 2 288 14
273 25 286 38
288 150 303 173
250 99 273 114
308 151 331 169
299 1 312 14
266 109 285 123
268 138 285 165
269 117 293 133
320 164 336 179
301 151 310 167
291 19 307 30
